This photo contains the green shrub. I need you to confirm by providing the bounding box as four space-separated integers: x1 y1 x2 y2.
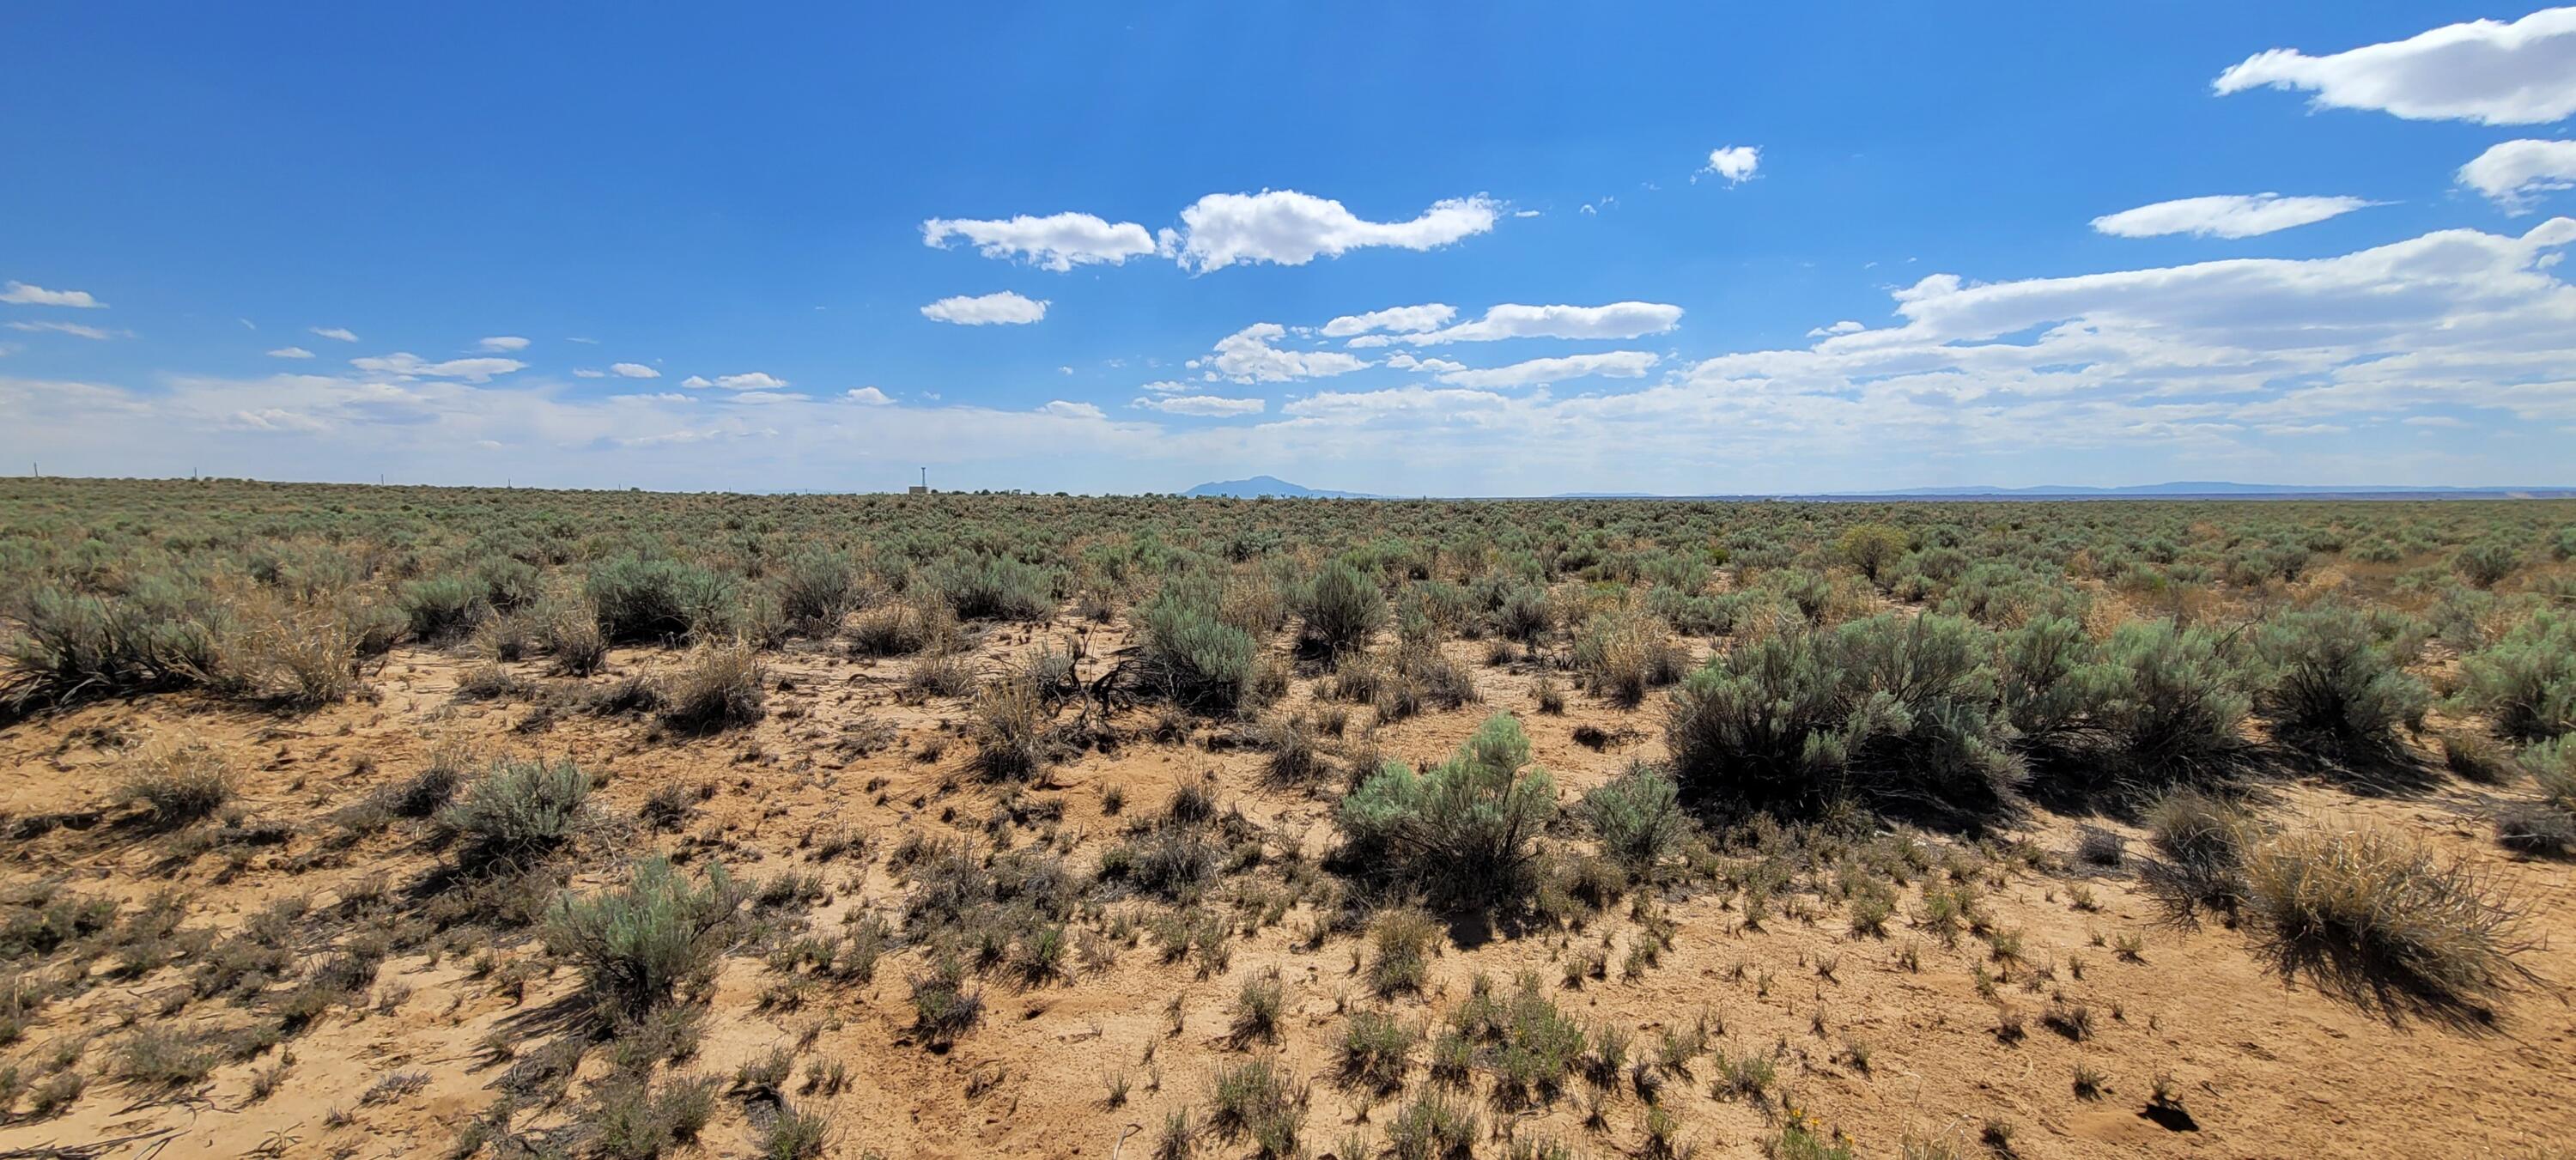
2255 603 2430 754
2456 609 2576 742
1836 523 1910 583
1663 613 2017 812
1339 714 1558 907
1997 615 2098 747
475 556 543 612
437 756 591 874
1297 561 1386 659
3 581 221 716
398 576 488 643
586 556 735 644
775 548 861 634
544 858 741 1020
1139 574 1264 715
2086 618 2251 776
1581 763 1683 878
2451 541 2520 589
927 553 1054 621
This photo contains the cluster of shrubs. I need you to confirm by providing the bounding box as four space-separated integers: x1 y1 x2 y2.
1662 598 2452 817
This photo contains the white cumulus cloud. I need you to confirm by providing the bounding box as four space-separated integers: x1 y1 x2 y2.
478 336 531 352
1 282 105 308
2459 138 2576 210
1435 351 1659 389
1173 191 1501 272
2214 7 2576 125
267 346 315 359
846 386 893 405
310 326 359 342
1406 301 1684 345
1206 323 1373 383
1041 399 1105 420
1321 303 1457 338
1133 394 1266 416
1805 321 1866 337
1699 146 1760 185
2090 193 2377 239
920 212 1159 271
920 290 1049 325
349 353 526 383
611 362 659 379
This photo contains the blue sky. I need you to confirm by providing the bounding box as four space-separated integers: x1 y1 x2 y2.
5 3 2575 495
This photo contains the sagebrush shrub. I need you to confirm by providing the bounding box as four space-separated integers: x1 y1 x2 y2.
543 857 743 1019
1663 613 2018 812
1140 574 1264 715
1581 763 1683 878
2087 618 2251 776
1340 714 1557 906
927 553 1055 621
1297 561 1387 659
775 548 861 634
3 582 222 716
586 556 735 644
2456 609 2576 742
2254 603 2429 754
438 756 590 873
398 576 486 644
2451 541 2520 589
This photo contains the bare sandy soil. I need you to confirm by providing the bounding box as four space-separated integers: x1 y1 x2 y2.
3 619 2571 1160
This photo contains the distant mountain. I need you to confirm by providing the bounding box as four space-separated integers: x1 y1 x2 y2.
1182 476 1383 499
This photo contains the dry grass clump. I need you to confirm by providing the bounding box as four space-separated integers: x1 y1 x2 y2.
2239 826 2534 1016
657 640 765 733
116 738 236 829
2139 789 2257 922
1573 603 1684 707
968 673 1053 780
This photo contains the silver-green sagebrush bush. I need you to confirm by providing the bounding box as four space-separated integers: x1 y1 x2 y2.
1339 714 1557 907
543 857 744 1020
